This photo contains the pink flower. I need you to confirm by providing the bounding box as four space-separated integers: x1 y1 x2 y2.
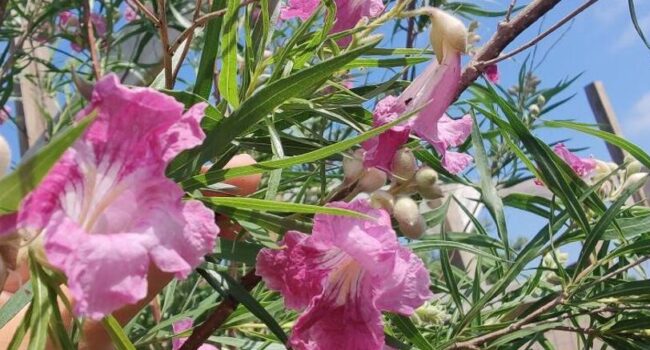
279 0 384 46
172 318 219 350
485 64 499 83
331 0 385 46
553 143 597 177
362 9 472 174
58 10 77 27
0 106 10 124
280 0 320 21
124 0 140 22
90 13 107 38
13 74 218 319
256 200 432 350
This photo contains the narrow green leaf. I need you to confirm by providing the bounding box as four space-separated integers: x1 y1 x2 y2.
199 196 372 218
0 113 94 213
218 0 241 108
390 315 434 350
0 282 32 329
102 315 137 350
193 0 227 99
628 0 650 50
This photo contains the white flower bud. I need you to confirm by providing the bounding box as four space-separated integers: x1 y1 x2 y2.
620 173 648 193
627 160 643 176
536 94 546 107
415 167 438 187
427 198 444 209
0 135 10 177
392 148 417 182
343 149 364 182
393 196 421 230
420 184 445 200
370 190 394 213
428 8 468 61
357 167 387 193
399 215 426 239
528 104 540 117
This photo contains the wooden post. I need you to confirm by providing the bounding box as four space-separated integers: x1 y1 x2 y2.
585 81 648 206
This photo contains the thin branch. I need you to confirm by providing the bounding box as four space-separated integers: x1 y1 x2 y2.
130 0 161 26
480 0 600 67
157 0 173 89
179 269 261 350
169 0 258 54
82 0 102 80
172 0 203 83
449 294 565 349
505 0 517 22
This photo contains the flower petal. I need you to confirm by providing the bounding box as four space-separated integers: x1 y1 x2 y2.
437 114 472 148
553 143 596 177
376 247 433 315
442 151 473 174
256 231 329 310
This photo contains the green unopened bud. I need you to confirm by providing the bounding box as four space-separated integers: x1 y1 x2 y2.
528 104 540 117
370 190 394 213
627 160 643 176
358 167 387 193
343 149 364 182
414 303 447 325
0 135 10 177
415 167 438 187
536 94 546 107
394 196 424 239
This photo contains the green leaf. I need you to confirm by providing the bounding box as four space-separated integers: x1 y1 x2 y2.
218 0 241 108
198 269 289 343
193 0 227 99
0 282 32 329
471 115 510 259
590 280 650 300
180 103 414 191
172 36 382 176
199 196 372 218
102 315 137 350
628 0 650 50
214 239 263 265
390 315 434 350
0 113 94 213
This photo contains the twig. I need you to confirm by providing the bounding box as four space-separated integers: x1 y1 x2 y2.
179 269 262 350
449 294 565 349
505 0 517 22
576 256 650 293
169 0 258 54
130 0 161 26
480 0 600 67
172 0 203 83
157 0 173 89
82 0 102 80
457 0 562 98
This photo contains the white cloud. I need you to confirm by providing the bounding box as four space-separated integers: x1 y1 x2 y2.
623 92 650 137
593 1 629 24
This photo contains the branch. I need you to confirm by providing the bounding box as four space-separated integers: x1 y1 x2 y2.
457 0 564 98
172 0 203 83
157 0 173 89
130 0 161 26
179 269 261 350
169 0 258 54
82 0 102 80
481 0 600 67
449 294 565 349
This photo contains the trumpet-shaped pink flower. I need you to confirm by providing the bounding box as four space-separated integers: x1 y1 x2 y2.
485 64 499 83
362 52 473 174
280 0 320 21
14 74 218 319
172 318 219 350
279 0 384 46
553 143 597 177
257 200 432 350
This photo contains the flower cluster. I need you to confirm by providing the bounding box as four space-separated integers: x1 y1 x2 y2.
7 74 219 319
58 10 107 52
256 200 433 350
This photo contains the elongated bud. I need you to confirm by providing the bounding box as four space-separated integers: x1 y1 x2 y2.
358 167 387 193
392 148 417 182
394 197 420 224
370 190 394 213
621 173 648 193
399 214 426 239
0 135 10 177
343 149 364 182
428 8 468 61
536 94 546 107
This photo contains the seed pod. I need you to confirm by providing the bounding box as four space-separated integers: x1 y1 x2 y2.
358 167 387 193
370 190 394 213
0 135 10 177
343 149 364 182
392 148 417 182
